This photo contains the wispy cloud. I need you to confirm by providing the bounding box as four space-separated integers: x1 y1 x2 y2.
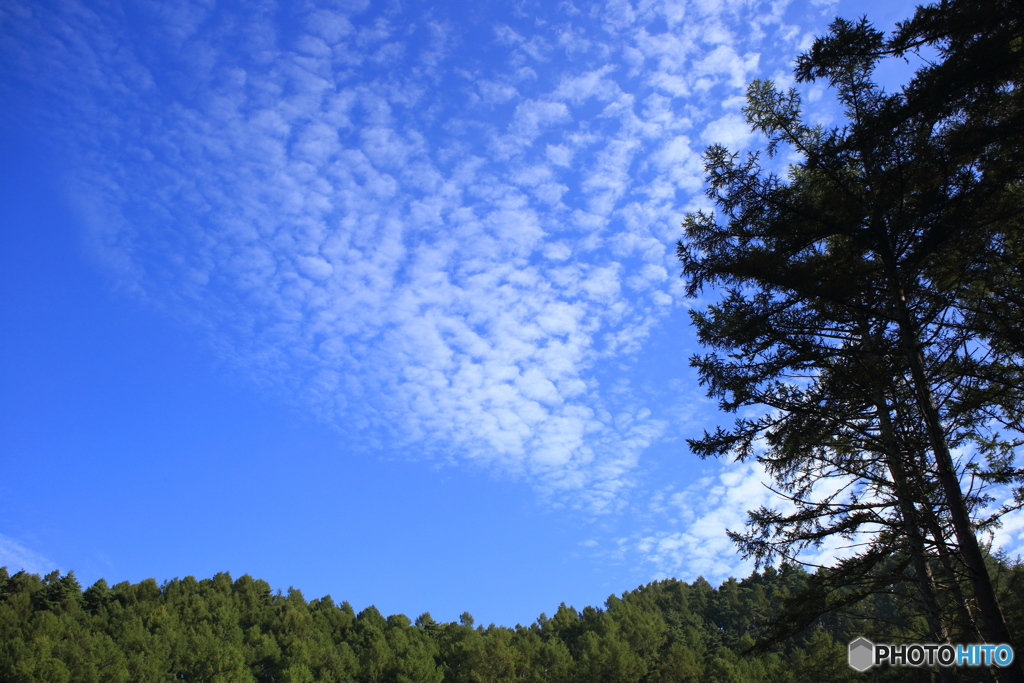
632 460 778 583
629 459 870 584
984 490 1024 562
0 535 57 577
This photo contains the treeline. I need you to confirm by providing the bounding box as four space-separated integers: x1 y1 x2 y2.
3 560 1023 683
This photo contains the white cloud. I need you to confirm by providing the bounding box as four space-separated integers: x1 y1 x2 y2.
509 99 572 141
477 79 519 105
552 65 619 104
633 458 871 584
696 45 761 88
0 535 57 577
305 9 356 44
992 509 1024 561
701 112 754 148
546 144 573 167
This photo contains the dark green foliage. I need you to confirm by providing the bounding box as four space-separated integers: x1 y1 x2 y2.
5 563 1024 682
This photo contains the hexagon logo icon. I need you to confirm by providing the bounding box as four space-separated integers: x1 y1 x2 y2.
848 637 875 672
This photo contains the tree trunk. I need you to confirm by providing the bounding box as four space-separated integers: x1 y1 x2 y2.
873 387 957 683
884 260 1023 683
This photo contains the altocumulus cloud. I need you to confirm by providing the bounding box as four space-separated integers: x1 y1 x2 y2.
2 0 833 519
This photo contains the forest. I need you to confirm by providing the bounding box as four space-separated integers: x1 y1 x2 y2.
2 557 1023 683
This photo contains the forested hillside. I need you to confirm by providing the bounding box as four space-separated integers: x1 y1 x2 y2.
3 560 1023 682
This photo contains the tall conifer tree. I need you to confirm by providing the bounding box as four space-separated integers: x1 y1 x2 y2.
679 3 1024 677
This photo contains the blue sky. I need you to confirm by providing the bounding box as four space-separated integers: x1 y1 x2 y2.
3 0 1019 628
